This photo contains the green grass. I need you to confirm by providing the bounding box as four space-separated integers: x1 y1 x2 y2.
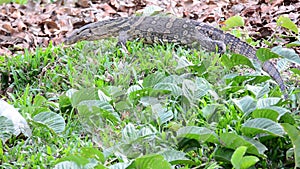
0 38 299 168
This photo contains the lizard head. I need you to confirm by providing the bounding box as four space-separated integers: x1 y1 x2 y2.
64 25 95 45
64 18 130 45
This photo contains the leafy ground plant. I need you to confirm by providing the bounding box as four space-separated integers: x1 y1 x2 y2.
0 15 300 169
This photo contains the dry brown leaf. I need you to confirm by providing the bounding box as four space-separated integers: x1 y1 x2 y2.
0 0 299 56
2 22 16 34
76 0 90 8
99 3 117 14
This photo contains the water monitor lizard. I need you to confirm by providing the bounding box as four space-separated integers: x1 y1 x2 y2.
64 16 288 99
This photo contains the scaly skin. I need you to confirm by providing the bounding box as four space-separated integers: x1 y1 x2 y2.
65 16 288 99
195 22 287 98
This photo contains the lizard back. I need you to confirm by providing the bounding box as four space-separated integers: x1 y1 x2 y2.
125 16 197 44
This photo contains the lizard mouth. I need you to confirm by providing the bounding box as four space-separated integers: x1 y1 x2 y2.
64 36 77 45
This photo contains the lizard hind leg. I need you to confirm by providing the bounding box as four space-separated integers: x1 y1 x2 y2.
192 32 226 54
211 40 226 54
116 31 131 54
197 38 226 54
117 31 130 47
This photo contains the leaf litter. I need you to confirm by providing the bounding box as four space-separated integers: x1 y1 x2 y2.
0 0 299 56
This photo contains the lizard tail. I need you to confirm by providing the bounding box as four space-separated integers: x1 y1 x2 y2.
262 61 288 99
221 33 288 99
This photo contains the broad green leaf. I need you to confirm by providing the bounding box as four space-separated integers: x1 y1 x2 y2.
176 56 194 70
251 108 279 121
246 84 270 99
65 88 78 98
277 16 298 34
220 133 267 157
0 116 14 143
189 62 208 75
177 126 219 144
291 68 300 75
245 85 263 96
0 99 31 137
160 150 193 165
228 74 271 85
0 140 3 159
128 88 151 102
160 75 184 85
109 162 131 169
232 54 255 69
128 154 171 169
59 95 72 110
127 85 143 94
257 97 280 108
201 104 223 122
182 79 197 104
277 58 289 72
158 109 173 124
231 146 247 169
195 77 211 88
71 88 99 107
242 118 285 137
206 162 223 169
80 147 105 163
221 54 254 69
195 77 211 98
272 46 300 64
152 104 173 125
256 48 280 62
154 83 182 96
77 102 103 128
232 96 257 115
105 86 126 99
129 87 170 101
54 161 81 169
221 54 233 68
230 29 242 38
94 164 107 169
33 95 47 106
280 112 296 124
138 125 157 138
252 106 290 121
214 147 234 163
55 155 89 167
286 41 300 47
117 125 157 159
139 96 160 106
115 100 132 111
0 0 14 5
223 15 245 30
33 111 66 133
78 100 120 124
142 72 165 88
281 123 300 168
122 123 138 143
240 156 259 169
98 90 111 102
